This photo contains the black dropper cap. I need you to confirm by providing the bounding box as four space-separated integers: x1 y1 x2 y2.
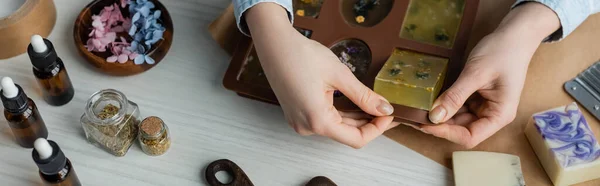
27 38 58 71
1 84 29 114
32 140 67 175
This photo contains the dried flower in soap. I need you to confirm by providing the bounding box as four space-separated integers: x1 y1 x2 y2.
434 28 450 42
296 9 305 16
353 0 380 23
355 16 365 23
415 68 431 80
389 68 402 76
139 116 171 156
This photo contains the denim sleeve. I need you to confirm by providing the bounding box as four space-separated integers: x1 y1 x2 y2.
233 0 294 36
513 0 600 42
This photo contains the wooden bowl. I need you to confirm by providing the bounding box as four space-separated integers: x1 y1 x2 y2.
73 0 173 76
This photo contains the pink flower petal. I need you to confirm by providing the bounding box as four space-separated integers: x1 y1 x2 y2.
118 54 128 63
94 30 105 38
107 56 118 63
129 52 138 60
86 39 95 51
92 39 102 49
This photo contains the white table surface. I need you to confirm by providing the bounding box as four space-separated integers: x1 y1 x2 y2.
0 0 451 185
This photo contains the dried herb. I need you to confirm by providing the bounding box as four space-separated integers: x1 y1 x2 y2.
141 132 171 156
84 104 139 157
389 68 402 76
97 104 119 120
418 60 431 67
416 69 431 80
434 28 450 42
139 116 171 156
405 24 417 31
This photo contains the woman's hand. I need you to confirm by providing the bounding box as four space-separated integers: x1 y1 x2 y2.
246 3 397 148
421 3 561 148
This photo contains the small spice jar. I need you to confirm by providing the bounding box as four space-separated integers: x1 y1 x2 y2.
80 89 140 157
138 116 171 156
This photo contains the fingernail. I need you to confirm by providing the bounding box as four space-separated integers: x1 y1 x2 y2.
429 106 446 124
377 100 394 115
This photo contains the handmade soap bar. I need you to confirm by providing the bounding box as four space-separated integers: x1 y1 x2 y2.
525 102 600 186
453 151 526 186
374 49 447 110
400 0 465 48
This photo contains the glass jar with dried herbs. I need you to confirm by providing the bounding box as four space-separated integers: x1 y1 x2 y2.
138 116 171 156
80 89 140 157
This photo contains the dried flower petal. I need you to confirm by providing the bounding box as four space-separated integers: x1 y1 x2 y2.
134 55 145 65
145 55 155 65
129 24 137 36
118 54 129 63
153 10 161 19
129 52 138 60
107 56 118 63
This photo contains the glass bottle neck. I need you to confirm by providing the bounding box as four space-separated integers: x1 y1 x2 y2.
85 89 129 126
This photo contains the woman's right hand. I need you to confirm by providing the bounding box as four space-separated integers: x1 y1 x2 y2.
246 3 397 148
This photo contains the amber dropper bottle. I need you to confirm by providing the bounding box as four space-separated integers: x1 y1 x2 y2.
33 138 82 186
1 77 48 148
28 35 75 106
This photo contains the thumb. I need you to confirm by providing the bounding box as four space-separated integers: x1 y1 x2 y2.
332 68 394 116
429 69 486 124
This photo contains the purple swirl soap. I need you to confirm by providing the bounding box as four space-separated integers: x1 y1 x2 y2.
525 102 600 186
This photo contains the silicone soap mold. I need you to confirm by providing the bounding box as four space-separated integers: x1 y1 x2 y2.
525 102 600 186
223 0 479 125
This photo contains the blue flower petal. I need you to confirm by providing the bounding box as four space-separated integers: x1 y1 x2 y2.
144 18 152 29
153 10 161 19
137 44 146 54
138 6 150 17
145 55 155 64
152 30 164 40
146 2 156 9
131 41 138 51
132 12 141 23
136 0 145 5
128 25 137 36
134 55 145 65
152 21 161 28
134 32 144 42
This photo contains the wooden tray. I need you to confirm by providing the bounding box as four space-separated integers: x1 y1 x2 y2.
223 0 479 125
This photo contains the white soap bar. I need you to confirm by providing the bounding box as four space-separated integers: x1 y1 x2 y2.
453 151 526 186
525 102 600 186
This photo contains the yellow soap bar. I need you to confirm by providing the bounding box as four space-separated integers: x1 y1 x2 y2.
400 0 465 48
374 49 448 110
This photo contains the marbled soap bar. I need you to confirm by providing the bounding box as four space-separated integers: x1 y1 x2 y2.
453 151 526 186
525 102 600 186
374 49 448 110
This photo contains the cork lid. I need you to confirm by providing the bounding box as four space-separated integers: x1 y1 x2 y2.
140 116 164 137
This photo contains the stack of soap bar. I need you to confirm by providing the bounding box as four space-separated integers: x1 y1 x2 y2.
453 151 526 186
525 102 600 186
374 49 448 110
